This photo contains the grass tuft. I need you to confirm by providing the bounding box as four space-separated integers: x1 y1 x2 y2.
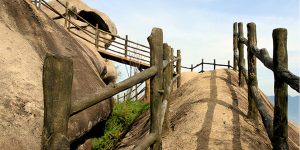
92 99 149 150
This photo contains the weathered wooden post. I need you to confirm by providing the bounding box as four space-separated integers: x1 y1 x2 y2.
176 50 181 88
246 22 259 123
42 54 73 150
125 35 128 57
191 64 193 72
64 2 69 28
213 59 216 70
117 95 120 102
201 59 204 72
149 28 164 149
163 44 172 133
95 24 99 49
38 0 41 9
145 80 150 103
135 84 138 100
238 22 245 87
233 22 238 71
123 92 126 101
228 60 230 69
272 28 289 150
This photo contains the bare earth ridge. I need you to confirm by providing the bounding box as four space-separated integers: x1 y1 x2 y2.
116 69 299 150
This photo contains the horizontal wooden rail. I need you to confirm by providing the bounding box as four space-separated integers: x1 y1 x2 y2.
239 66 273 140
70 66 158 116
238 36 299 92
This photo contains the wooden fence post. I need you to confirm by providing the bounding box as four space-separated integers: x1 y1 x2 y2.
95 24 99 49
176 50 181 88
213 59 216 70
42 54 73 150
201 59 204 72
117 95 120 102
125 35 128 57
247 22 259 123
191 64 193 72
272 28 289 150
64 2 69 28
228 60 230 69
238 22 245 87
38 0 41 9
149 28 164 149
163 44 172 133
135 84 138 100
233 22 238 71
124 92 126 101
145 79 150 103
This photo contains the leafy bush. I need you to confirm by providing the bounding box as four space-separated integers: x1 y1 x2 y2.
92 100 149 150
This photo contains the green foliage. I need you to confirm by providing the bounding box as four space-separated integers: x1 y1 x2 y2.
92 100 149 150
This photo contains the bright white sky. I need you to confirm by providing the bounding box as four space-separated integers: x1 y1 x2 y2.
83 0 299 96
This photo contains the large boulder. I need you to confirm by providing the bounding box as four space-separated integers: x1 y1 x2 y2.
0 0 117 149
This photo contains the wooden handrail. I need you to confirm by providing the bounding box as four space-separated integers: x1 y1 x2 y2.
238 34 299 92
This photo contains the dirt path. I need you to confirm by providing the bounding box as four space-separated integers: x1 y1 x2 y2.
116 69 299 150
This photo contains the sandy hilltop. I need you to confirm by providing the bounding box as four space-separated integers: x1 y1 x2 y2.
116 70 299 150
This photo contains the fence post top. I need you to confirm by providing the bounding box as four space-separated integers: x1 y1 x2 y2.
247 22 256 28
273 28 287 36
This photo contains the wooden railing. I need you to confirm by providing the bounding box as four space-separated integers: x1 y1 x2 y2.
34 0 151 68
233 22 300 149
41 27 181 149
181 59 232 73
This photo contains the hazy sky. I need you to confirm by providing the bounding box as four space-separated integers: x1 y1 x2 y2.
83 0 299 96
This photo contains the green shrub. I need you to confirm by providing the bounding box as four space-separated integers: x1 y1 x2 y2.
92 100 149 150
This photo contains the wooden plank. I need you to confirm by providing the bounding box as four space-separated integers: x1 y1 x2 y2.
246 22 259 123
42 54 73 150
97 49 150 69
272 28 289 149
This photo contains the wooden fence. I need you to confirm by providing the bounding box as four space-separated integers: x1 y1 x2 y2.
233 22 300 149
34 0 151 68
42 27 181 149
181 59 232 73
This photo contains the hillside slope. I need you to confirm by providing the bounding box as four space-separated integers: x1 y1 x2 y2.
116 69 299 150
0 0 117 149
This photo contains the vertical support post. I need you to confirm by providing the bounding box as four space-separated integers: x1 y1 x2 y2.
42 54 73 150
135 84 138 100
238 22 245 87
201 59 204 72
247 22 259 123
148 28 164 149
228 60 230 69
176 50 181 88
38 0 41 9
191 64 193 72
117 95 120 102
233 22 238 71
95 24 99 49
124 92 126 101
162 44 172 133
213 59 216 70
125 35 128 57
145 80 150 103
64 2 69 28
272 28 289 150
